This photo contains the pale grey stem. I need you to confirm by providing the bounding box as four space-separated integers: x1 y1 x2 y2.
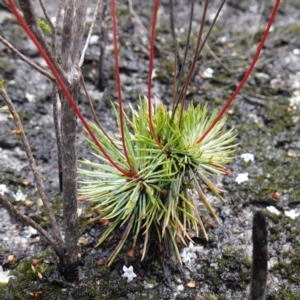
51 84 63 192
71 0 87 64
61 0 75 72
54 0 64 27
79 0 101 67
52 0 64 56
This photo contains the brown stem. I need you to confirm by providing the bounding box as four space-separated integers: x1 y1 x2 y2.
177 0 210 127
80 75 118 148
0 194 64 258
97 0 108 91
52 0 64 57
169 0 182 69
38 0 54 32
0 36 54 80
170 0 194 122
0 88 65 251
18 0 65 80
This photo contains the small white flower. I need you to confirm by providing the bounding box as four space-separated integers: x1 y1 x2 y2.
241 153 254 163
0 184 9 196
14 190 26 201
267 206 281 216
235 172 249 184
25 92 36 103
89 35 99 45
180 242 201 265
152 68 158 79
24 226 38 238
290 90 300 109
181 248 196 264
293 48 300 55
122 265 137 282
203 67 214 78
177 284 185 292
284 209 300 220
0 266 14 284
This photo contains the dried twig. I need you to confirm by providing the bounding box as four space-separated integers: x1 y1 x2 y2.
0 87 64 252
79 0 101 67
171 0 194 114
17 0 67 83
0 194 64 258
169 0 182 69
52 0 64 56
18 0 52 60
0 36 54 80
204 42 231 74
54 0 64 27
80 75 118 148
38 0 54 31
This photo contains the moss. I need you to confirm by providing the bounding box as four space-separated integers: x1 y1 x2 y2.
275 285 300 299
147 278 156 284
284 24 300 35
0 59 15 76
0 250 153 300
222 247 233 256
204 294 218 300
273 255 300 283
0 250 60 300
243 256 252 268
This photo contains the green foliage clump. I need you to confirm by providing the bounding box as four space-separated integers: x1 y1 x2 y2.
78 98 236 265
37 18 51 34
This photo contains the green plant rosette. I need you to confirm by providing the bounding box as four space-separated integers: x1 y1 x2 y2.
78 97 236 265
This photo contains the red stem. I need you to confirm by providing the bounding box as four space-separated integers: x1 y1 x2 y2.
147 0 163 149
197 0 281 144
8 0 132 178
111 0 136 176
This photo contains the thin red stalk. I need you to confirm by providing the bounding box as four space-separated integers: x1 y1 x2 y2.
147 0 163 149
197 0 281 144
8 0 131 178
111 0 136 176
